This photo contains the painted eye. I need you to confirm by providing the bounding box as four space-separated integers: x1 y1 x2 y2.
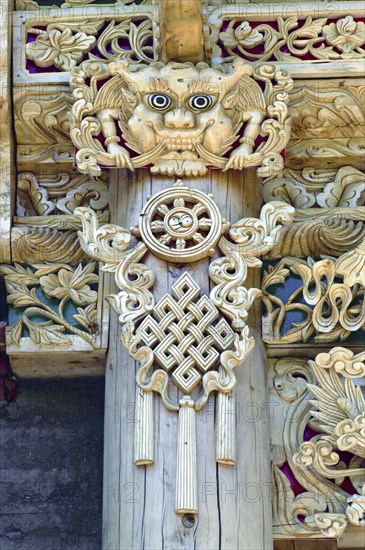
188 95 213 111
147 94 172 111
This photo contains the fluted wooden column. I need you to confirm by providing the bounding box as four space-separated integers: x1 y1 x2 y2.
102 168 273 550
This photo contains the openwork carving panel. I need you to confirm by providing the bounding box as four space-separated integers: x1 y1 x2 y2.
0 261 106 350
139 273 235 393
208 2 365 77
270 348 365 539
70 58 292 176
262 250 365 344
13 6 158 83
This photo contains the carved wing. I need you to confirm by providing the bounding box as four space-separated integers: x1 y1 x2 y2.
307 362 365 454
93 74 141 152
93 74 137 120
226 74 266 126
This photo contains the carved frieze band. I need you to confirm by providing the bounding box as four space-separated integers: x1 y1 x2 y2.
14 6 158 83
208 2 365 77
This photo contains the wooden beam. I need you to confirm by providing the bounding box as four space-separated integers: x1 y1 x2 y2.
160 0 204 63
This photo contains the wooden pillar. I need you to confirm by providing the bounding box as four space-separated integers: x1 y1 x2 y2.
160 0 204 63
0 0 15 263
102 168 273 549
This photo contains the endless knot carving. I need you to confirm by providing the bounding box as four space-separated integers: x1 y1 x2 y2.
133 181 228 263
138 273 235 393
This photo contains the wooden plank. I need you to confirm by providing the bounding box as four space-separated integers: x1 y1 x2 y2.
293 540 337 550
274 541 294 550
338 525 365 548
8 350 106 378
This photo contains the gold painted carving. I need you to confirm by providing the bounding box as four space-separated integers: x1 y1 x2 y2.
70 58 292 177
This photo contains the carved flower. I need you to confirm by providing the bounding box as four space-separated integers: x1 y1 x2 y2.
40 263 98 305
323 16 365 56
26 28 96 71
219 21 263 49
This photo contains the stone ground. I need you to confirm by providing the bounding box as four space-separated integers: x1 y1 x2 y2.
0 377 104 550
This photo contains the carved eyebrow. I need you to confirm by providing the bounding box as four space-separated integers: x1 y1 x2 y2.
149 78 170 92
188 79 219 94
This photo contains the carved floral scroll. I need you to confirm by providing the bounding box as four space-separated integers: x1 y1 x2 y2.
0 262 99 345
208 3 365 77
270 347 365 539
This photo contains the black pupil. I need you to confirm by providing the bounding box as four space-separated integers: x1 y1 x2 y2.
195 97 206 106
155 96 166 105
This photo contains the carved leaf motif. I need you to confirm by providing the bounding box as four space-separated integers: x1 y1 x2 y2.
17 173 54 217
0 263 39 285
39 263 98 305
26 29 96 71
73 303 98 331
23 318 70 346
6 320 23 346
5 283 40 308
56 181 109 214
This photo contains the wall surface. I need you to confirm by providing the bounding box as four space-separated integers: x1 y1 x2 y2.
0 377 104 550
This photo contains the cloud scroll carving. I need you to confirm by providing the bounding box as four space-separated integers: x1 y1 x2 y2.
70 58 292 177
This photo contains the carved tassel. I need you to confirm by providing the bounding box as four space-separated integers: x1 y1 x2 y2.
134 387 154 466
216 388 236 465
175 396 198 514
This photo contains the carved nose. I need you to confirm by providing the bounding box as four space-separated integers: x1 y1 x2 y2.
164 109 195 129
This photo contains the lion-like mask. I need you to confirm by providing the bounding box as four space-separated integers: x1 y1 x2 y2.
70 59 292 177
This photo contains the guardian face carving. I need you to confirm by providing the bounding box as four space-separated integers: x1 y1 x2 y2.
70 59 293 177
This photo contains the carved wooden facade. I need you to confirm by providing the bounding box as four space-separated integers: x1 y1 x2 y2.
0 0 364 548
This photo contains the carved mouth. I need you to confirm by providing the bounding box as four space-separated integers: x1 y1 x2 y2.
160 138 198 151
148 121 214 151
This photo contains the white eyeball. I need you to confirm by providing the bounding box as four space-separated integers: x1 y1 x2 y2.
188 95 213 111
147 94 172 111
